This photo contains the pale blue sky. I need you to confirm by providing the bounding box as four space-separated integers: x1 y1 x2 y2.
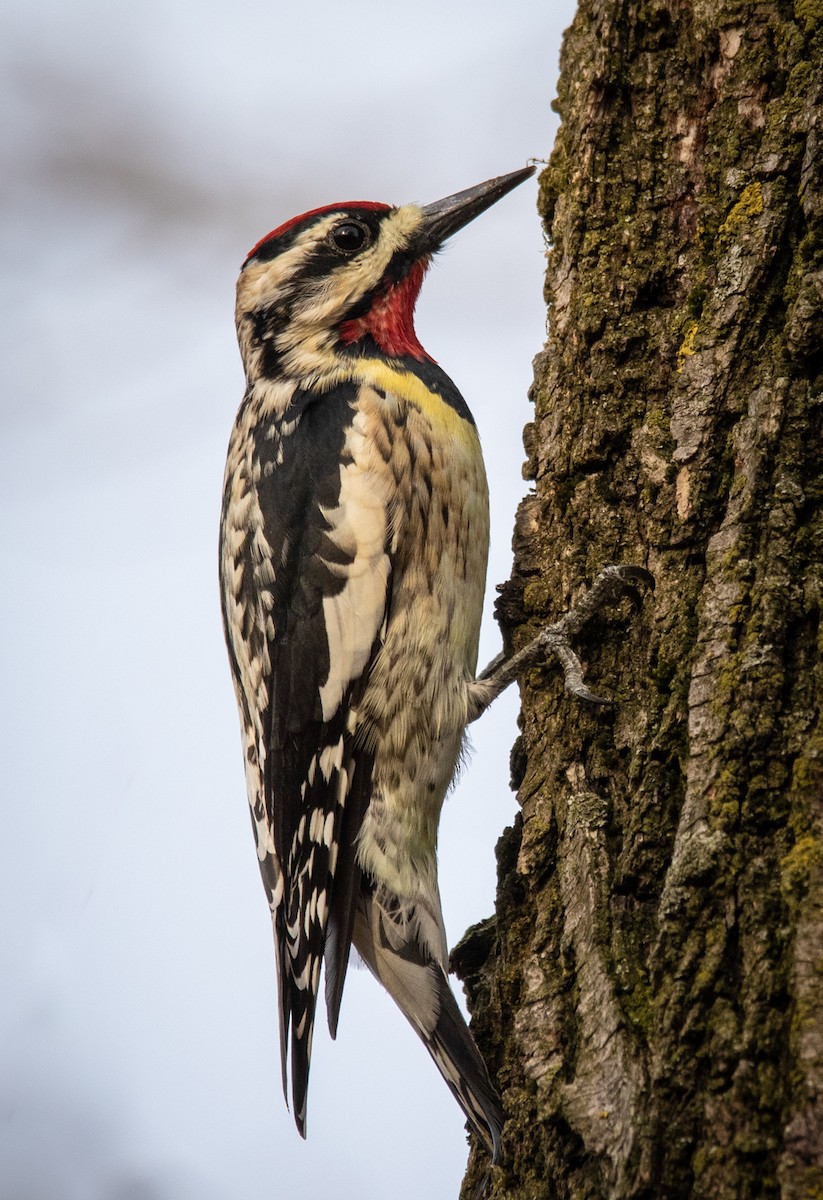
0 2 576 1196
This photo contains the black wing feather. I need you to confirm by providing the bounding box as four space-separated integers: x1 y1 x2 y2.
323 713 374 1038
251 382 389 1131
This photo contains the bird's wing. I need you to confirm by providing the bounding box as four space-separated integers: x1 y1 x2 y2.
222 381 391 1135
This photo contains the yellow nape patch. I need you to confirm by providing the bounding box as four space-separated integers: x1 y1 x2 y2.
352 358 472 437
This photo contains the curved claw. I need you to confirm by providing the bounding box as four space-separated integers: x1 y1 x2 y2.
551 563 654 705
565 680 611 706
622 585 646 612
608 565 654 613
613 565 655 591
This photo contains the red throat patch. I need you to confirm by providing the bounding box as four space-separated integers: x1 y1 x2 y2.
338 261 433 361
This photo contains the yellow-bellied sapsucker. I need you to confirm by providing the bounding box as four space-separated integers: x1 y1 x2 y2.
219 166 651 1160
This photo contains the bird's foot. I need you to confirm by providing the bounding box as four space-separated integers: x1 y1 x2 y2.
533 564 654 704
470 564 654 718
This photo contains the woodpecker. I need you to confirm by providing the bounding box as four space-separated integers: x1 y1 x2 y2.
219 165 651 1159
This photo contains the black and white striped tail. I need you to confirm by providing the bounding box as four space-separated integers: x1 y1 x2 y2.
276 740 351 1136
272 728 375 1136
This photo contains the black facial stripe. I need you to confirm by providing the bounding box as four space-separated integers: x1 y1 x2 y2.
248 249 411 353
310 251 420 324
246 207 392 267
246 212 329 264
383 248 419 286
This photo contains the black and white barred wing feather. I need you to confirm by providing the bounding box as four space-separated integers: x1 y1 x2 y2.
220 383 390 1135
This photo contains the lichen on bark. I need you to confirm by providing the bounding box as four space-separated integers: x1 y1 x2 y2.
453 2 823 1197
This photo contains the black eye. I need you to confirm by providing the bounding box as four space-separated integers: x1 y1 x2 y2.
330 220 371 254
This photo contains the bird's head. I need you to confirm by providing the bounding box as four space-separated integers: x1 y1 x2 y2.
236 166 535 388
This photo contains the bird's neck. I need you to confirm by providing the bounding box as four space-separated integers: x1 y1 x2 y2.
338 262 432 362
240 262 436 393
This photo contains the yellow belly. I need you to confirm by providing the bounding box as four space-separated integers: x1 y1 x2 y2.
346 365 490 896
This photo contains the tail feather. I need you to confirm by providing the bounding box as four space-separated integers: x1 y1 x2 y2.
274 925 290 1107
426 974 504 1162
275 904 322 1137
353 888 503 1160
324 752 374 1039
274 736 364 1137
288 968 316 1137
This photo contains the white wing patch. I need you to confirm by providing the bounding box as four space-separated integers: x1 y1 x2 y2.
317 409 391 722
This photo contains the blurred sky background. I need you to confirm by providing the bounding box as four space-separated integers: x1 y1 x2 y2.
0 2 577 1197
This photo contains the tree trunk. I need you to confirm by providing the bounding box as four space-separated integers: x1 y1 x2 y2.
453 3 823 1197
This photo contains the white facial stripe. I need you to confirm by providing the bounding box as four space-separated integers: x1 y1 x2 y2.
241 205 425 330
290 205 424 331
237 214 342 311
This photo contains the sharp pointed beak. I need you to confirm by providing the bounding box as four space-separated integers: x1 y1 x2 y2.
417 165 535 252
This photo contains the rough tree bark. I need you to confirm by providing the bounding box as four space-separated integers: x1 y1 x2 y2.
452 2 823 1198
